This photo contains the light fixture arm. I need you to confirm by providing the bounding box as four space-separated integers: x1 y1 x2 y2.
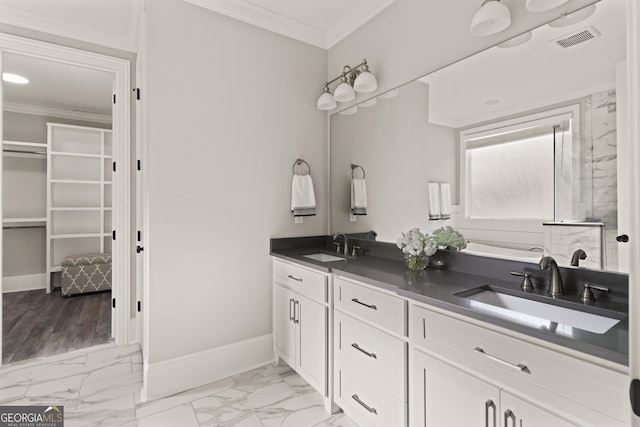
322 59 369 88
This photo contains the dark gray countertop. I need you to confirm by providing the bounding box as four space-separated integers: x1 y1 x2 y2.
271 245 629 367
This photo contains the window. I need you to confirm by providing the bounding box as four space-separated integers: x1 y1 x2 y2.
461 106 578 220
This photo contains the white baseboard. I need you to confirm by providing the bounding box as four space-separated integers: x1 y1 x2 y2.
2 274 46 293
141 333 274 402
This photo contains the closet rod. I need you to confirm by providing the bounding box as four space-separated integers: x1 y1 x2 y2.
3 225 46 230
2 149 46 155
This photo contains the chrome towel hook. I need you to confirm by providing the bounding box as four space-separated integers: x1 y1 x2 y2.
293 158 311 175
351 164 366 179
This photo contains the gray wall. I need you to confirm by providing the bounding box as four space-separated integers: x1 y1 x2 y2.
144 0 327 365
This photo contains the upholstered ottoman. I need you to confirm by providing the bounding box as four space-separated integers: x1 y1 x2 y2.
61 253 112 296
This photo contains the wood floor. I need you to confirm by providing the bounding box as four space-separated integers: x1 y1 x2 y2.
2 288 113 364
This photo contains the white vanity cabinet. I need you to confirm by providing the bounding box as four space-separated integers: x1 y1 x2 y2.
410 303 628 427
272 259 329 400
333 276 408 427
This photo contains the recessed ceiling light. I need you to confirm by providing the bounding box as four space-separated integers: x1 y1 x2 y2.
359 98 377 108
2 72 29 84
497 31 533 48
485 99 500 105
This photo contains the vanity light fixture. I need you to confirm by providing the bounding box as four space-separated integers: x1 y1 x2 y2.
525 0 569 13
470 0 511 36
548 4 596 28
2 72 29 84
316 59 378 111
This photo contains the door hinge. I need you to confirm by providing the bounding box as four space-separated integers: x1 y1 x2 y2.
113 94 116 104
137 301 141 312
137 159 141 171
112 230 116 240
113 162 116 172
137 230 141 242
133 88 141 100
112 298 116 308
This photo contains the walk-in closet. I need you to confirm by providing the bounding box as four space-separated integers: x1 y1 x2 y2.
2 52 115 364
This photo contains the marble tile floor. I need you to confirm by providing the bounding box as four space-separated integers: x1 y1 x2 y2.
0 343 358 426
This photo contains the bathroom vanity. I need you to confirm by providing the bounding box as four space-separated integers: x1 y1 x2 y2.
270 236 628 427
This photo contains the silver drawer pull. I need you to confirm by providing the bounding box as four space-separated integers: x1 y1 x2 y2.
504 409 516 427
351 298 377 310
287 274 303 282
351 343 377 359
485 400 496 427
474 347 529 373
351 394 377 415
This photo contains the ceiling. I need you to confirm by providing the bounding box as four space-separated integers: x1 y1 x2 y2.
424 0 625 127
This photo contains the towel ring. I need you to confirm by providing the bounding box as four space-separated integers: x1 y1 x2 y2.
351 164 366 179
293 158 311 175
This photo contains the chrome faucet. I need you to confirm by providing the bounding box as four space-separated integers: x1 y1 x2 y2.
539 256 564 297
333 233 349 256
570 249 587 267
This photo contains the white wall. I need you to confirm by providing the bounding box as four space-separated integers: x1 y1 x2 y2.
328 0 599 100
143 0 327 397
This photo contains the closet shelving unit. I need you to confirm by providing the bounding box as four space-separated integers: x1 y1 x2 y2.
46 123 113 292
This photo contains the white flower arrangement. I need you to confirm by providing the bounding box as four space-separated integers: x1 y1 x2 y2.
397 226 466 270
430 226 467 251
397 228 438 257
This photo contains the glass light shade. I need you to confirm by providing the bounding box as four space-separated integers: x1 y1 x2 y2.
339 105 358 115
334 81 356 102
359 97 377 108
2 72 29 84
497 31 532 48
470 0 511 36
354 71 378 93
548 4 596 28
317 91 337 110
525 0 569 12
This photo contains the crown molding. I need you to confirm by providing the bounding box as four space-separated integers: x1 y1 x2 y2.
0 4 138 52
184 0 396 49
5 102 112 124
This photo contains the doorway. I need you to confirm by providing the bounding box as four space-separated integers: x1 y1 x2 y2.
0 33 132 365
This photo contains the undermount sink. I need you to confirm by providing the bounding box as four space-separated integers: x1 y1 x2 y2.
456 287 623 335
303 253 346 262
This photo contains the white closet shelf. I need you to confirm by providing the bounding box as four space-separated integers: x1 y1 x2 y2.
49 151 102 159
51 179 102 185
3 140 47 147
3 217 47 224
50 233 109 239
50 207 102 211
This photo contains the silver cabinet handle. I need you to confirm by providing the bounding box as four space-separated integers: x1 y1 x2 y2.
485 400 496 427
504 409 516 427
287 274 303 282
351 298 377 310
293 300 299 324
351 343 377 359
289 298 295 321
474 347 529 373
351 394 377 415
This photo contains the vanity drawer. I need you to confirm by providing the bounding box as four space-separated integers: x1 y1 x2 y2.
273 259 327 302
334 276 406 335
335 357 406 427
335 310 407 400
410 304 627 422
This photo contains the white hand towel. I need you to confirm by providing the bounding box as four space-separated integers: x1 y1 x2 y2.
291 174 316 216
351 178 367 215
440 183 451 220
428 182 441 220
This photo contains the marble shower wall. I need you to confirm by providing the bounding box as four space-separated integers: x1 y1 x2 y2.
581 89 618 270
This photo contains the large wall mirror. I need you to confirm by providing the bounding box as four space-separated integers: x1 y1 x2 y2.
330 0 627 272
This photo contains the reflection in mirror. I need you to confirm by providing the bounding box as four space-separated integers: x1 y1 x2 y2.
330 0 626 272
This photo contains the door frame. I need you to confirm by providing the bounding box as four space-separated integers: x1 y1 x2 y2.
0 32 132 364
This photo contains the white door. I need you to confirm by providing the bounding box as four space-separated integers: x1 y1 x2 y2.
501 391 575 427
296 293 326 393
274 284 296 367
135 41 145 346
412 349 500 427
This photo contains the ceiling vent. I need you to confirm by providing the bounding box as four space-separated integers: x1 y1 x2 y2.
552 26 601 48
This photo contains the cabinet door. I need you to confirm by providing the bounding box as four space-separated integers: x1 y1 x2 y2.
296 293 327 394
501 391 576 427
274 284 296 367
412 349 500 427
